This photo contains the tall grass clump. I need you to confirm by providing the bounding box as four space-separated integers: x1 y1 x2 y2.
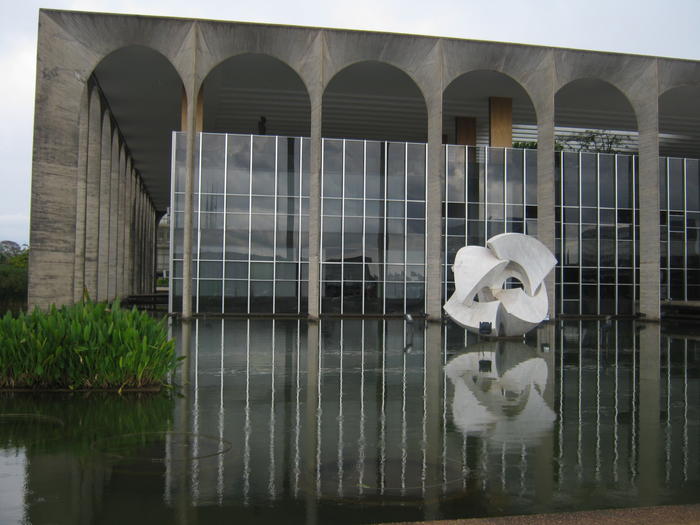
0 301 179 390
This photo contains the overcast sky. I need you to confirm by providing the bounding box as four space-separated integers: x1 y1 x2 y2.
1 0 699 245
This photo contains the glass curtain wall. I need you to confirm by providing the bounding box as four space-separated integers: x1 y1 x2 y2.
554 152 640 316
321 139 427 314
171 135 700 317
442 146 538 302
170 132 310 314
660 157 700 301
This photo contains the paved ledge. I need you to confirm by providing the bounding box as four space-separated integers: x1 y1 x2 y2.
381 504 700 525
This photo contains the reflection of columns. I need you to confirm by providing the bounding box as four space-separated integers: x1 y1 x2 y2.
423 322 442 520
535 323 555 506
73 89 89 303
638 103 661 320
639 323 660 504
537 94 556 318
97 116 113 301
308 88 322 319
426 94 443 320
84 91 102 300
304 323 320 525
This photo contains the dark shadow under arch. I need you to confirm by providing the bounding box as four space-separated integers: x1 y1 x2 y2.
93 45 184 212
201 53 311 137
555 78 638 151
323 61 428 142
442 69 537 146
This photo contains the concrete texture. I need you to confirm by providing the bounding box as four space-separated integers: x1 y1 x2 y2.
380 504 700 525
29 9 700 316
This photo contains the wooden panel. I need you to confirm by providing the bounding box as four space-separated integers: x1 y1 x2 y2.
489 97 512 147
455 116 476 146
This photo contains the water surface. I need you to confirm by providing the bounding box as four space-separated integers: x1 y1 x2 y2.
1 319 698 524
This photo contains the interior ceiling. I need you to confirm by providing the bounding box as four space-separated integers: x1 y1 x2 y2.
96 53 700 212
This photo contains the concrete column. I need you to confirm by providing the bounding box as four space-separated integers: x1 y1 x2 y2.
638 104 661 320
182 90 197 318
134 181 140 295
72 88 89 303
84 91 102 300
107 132 120 301
307 89 322 319
140 183 145 293
124 167 132 297
116 146 126 298
537 95 557 319
97 116 113 301
121 158 131 297
426 94 444 320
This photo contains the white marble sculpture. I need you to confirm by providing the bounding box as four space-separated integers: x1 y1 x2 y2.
444 233 556 337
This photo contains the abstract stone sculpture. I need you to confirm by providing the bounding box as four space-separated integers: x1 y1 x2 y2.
444 233 556 337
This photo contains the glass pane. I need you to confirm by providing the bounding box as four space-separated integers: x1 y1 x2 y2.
563 152 579 206
617 155 633 209
447 145 466 202
251 136 276 195
487 148 505 204
344 140 364 198
365 141 384 199
323 139 343 197
506 149 523 205
227 135 251 194
668 158 684 210
387 142 405 199
406 143 425 201
580 153 597 207
599 154 615 208
200 134 225 194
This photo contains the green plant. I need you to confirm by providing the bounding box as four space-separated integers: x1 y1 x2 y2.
0 300 179 390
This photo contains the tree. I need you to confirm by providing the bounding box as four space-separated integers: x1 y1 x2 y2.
0 241 29 314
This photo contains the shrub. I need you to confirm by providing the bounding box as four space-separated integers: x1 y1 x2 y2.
0 301 179 390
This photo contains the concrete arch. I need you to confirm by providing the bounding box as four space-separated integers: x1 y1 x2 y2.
91 45 185 210
200 52 311 137
322 60 428 142
442 69 538 146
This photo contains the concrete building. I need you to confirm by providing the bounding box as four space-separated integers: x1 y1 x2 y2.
29 9 700 320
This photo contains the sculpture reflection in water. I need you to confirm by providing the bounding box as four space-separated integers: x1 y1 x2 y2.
445 341 555 448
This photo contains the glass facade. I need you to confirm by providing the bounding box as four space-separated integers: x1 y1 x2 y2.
321 139 426 314
171 133 700 317
554 152 640 315
660 157 700 301
170 133 309 314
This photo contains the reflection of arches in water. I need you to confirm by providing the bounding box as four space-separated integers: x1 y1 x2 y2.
445 341 555 448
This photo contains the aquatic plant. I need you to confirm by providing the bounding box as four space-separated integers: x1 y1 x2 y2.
0 301 179 390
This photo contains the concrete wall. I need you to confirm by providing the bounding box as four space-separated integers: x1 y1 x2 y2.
30 9 700 319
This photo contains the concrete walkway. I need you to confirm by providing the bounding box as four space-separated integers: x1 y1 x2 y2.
382 504 700 525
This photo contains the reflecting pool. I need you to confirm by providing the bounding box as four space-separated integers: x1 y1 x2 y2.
1 320 698 524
